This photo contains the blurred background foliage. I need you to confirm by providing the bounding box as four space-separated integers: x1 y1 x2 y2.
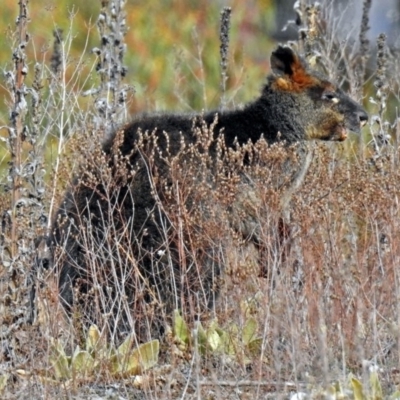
0 0 278 124
2 0 400 123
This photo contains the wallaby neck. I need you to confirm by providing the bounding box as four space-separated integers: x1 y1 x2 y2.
208 93 303 147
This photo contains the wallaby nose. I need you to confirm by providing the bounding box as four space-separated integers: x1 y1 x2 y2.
358 110 368 127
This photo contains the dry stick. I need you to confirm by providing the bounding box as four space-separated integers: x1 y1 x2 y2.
357 0 372 157
95 0 129 131
372 33 389 155
219 6 231 110
358 0 371 86
47 29 67 232
11 0 29 255
298 2 321 59
9 0 29 298
295 0 307 54
199 379 301 390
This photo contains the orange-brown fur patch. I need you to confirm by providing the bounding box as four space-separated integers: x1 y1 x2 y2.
272 56 319 92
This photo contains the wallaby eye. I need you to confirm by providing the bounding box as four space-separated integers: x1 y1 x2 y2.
322 92 339 103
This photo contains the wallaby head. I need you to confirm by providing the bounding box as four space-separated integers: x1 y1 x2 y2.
256 46 368 143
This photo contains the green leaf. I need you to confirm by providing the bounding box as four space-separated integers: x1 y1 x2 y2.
173 310 190 345
71 346 95 376
121 339 160 376
49 340 71 380
370 371 383 400
220 327 237 356
248 337 263 356
86 325 101 353
207 328 221 352
117 333 139 373
117 333 135 358
196 322 209 355
108 351 120 376
350 376 365 400
242 317 257 345
327 381 347 398
0 374 8 393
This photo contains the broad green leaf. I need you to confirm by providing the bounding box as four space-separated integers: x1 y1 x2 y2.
215 326 226 339
248 337 263 356
242 317 257 345
50 340 71 380
327 382 347 399
370 371 383 400
0 374 8 393
117 333 135 358
173 310 190 345
196 322 209 355
71 347 95 375
86 325 101 353
109 353 120 376
219 329 237 356
229 323 239 336
117 333 139 373
207 328 221 352
350 376 365 400
122 339 160 376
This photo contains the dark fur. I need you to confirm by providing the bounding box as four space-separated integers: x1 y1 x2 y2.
46 46 367 339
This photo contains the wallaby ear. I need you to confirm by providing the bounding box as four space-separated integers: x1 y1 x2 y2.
270 46 315 90
270 46 301 76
